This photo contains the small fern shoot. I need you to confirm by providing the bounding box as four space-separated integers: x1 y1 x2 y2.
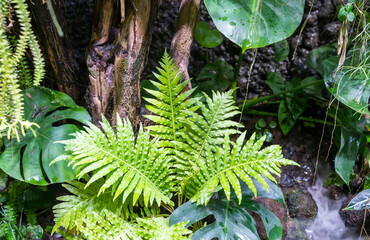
53 115 173 207
136 217 191 240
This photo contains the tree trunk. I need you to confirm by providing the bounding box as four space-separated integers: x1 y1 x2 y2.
28 0 84 104
87 0 160 126
170 0 200 89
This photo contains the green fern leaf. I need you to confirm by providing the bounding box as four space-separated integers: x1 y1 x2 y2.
54 115 173 207
52 178 123 234
136 217 191 240
187 132 299 205
144 51 198 151
177 90 243 191
79 210 141 240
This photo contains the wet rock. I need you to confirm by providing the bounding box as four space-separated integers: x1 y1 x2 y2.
283 186 318 218
251 197 288 240
339 195 370 231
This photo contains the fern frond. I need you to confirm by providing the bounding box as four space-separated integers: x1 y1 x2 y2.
54 115 173 207
52 179 123 234
12 0 32 63
78 210 141 240
176 90 244 192
187 132 299 205
136 217 191 240
144 51 198 150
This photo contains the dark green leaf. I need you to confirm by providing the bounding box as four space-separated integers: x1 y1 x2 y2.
274 39 290 62
269 121 277 129
170 178 284 240
21 187 54 210
364 175 370 190
344 189 370 210
338 6 348 21
306 45 337 76
195 21 223 48
0 88 91 185
256 119 267 128
266 72 285 94
334 107 367 185
204 0 305 51
278 82 307 136
347 11 355 22
195 60 234 95
301 77 325 100
28 225 43 239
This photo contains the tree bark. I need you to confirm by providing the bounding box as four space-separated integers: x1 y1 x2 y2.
87 0 160 126
28 0 83 104
170 0 200 89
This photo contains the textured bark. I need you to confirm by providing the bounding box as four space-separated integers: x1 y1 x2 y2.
87 0 160 125
28 0 83 104
170 0 200 89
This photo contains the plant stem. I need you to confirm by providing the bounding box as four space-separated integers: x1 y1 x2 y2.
243 109 337 126
206 48 209 63
239 80 322 110
231 48 244 100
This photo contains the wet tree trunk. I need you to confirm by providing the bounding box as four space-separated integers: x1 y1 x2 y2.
28 0 84 105
87 0 160 125
170 0 200 90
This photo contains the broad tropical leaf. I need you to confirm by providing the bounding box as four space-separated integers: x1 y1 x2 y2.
345 189 370 210
170 179 285 240
0 87 91 185
136 217 191 240
53 116 173 207
204 0 305 51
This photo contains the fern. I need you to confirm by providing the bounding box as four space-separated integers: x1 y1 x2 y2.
136 217 191 240
187 132 298 204
53 116 173 207
52 178 124 233
78 210 140 240
144 51 198 151
0 0 45 141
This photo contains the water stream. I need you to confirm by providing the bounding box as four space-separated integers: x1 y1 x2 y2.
286 165 361 240
305 176 359 240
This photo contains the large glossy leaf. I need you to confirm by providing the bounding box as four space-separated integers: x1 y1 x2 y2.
344 189 370 210
169 178 284 240
0 88 91 185
204 0 305 52
307 45 370 115
333 107 367 185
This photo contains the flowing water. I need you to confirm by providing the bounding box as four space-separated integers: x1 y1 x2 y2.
305 176 360 240
287 165 362 240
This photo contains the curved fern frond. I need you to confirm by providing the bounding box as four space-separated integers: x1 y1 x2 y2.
136 217 191 240
53 115 173 207
176 90 244 191
187 132 299 205
144 51 198 150
79 210 141 240
52 179 123 234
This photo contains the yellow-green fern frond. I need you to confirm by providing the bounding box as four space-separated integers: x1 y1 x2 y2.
78 210 141 240
52 179 124 234
187 132 299 205
144 51 198 150
53 115 174 207
136 217 191 240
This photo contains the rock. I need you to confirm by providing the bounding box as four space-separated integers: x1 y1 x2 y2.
283 186 318 218
339 195 370 231
250 197 288 240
